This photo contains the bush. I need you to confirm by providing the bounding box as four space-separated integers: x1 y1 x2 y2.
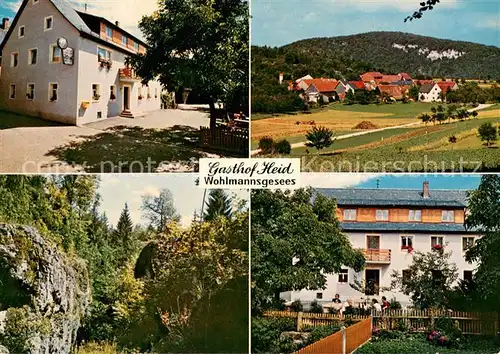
449 135 457 143
308 325 339 343
259 136 275 154
274 139 292 155
389 298 402 310
478 122 498 146
251 317 295 353
309 300 323 314
290 299 303 312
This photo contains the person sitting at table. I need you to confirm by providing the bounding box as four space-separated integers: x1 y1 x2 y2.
332 294 342 304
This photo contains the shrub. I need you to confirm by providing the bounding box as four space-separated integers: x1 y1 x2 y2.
305 126 335 151
251 317 296 353
290 299 303 312
274 139 292 155
309 300 323 314
259 136 275 154
308 325 339 343
389 298 402 310
449 135 457 144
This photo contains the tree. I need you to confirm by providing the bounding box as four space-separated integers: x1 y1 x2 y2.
141 189 180 232
409 85 421 101
129 0 249 129
465 175 500 312
419 113 432 125
113 203 134 252
391 248 458 309
251 189 365 313
478 122 498 146
305 126 335 151
204 189 233 221
405 0 442 22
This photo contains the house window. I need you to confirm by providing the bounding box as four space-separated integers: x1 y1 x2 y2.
401 235 414 250
9 84 16 99
138 86 143 99
402 269 412 285
338 269 348 283
49 83 58 102
376 209 389 221
463 270 473 282
50 44 62 63
97 47 112 62
462 237 475 251
431 236 444 248
18 25 25 38
92 84 101 101
26 83 35 100
343 209 356 221
409 210 422 221
11 52 19 67
121 34 127 46
44 16 53 31
105 26 113 38
155 88 158 98
316 293 323 300
28 48 38 65
133 42 139 51
147 87 151 98
110 85 116 100
442 210 454 222
97 111 103 119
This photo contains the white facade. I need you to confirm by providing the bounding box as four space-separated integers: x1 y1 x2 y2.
283 231 478 308
419 83 442 103
0 0 162 125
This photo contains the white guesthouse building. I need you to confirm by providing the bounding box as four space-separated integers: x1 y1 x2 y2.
0 0 162 125
419 83 442 103
282 183 479 308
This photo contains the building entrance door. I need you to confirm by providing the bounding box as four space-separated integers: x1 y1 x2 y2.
123 86 130 111
365 269 380 295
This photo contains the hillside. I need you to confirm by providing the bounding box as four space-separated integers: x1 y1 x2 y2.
251 32 500 113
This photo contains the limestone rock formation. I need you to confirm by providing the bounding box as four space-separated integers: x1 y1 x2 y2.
0 224 91 354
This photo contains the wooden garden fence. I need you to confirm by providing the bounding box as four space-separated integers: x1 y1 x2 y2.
199 126 248 155
263 309 499 335
293 317 373 354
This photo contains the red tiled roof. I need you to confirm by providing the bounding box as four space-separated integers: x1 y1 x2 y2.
349 81 366 90
400 72 412 80
416 80 435 86
376 75 403 84
360 72 383 82
378 85 408 100
306 79 339 93
436 81 457 92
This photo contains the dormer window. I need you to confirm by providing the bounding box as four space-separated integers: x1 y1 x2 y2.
343 209 356 221
441 210 454 222
133 42 139 51
121 34 127 46
44 16 53 31
409 210 422 222
105 26 113 38
376 209 389 221
18 25 25 38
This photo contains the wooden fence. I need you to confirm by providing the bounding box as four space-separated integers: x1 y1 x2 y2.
294 317 373 354
199 126 248 156
264 309 499 335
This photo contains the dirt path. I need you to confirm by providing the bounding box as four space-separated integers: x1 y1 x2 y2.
250 104 494 155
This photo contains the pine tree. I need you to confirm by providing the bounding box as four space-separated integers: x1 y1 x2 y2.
113 203 134 249
204 190 232 221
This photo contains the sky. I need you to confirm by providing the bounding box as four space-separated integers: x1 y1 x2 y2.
251 0 500 47
301 173 487 190
0 0 159 39
97 174 249 229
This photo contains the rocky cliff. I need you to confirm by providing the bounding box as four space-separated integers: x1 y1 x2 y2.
0 224 91 354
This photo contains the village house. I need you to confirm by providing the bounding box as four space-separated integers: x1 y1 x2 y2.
437 80 459 93
360 72 412 85
303 78 339 103
419 83 442 102
281 183 479 307
0 0 163 125
378 84 409 101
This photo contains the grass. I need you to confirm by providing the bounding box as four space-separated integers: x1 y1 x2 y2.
290 128 416 155
251 130 352 150
0 110 66 129
77 342 117 354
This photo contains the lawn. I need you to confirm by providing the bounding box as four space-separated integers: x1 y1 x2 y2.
251 130 352 150
0 110 65 129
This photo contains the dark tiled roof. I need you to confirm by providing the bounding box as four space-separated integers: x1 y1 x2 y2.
340 222 475 233
317 188 467 208
419 83 437 94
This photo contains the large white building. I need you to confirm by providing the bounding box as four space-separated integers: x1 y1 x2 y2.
419 83 442 103
0 0 162 125
282 183 479 308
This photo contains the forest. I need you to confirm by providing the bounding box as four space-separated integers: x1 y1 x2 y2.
0 176 248 353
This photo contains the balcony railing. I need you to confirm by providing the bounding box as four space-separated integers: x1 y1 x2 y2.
119 67 140 82
362 249 391 264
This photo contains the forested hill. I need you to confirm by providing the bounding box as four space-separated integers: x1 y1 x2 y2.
253 32 500 82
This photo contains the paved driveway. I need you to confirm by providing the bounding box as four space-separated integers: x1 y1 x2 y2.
0 108 210 173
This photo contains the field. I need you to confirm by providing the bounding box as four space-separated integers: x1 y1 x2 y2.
251 102 461 148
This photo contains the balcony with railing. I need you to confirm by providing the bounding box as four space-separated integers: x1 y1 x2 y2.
361 249 391 264
119 67 141 82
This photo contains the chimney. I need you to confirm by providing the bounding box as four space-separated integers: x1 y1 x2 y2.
423 181 430 199
115 21 120 27
279 72 284 85
2 18 9 30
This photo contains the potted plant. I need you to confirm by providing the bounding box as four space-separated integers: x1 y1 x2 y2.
432 244 443 251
